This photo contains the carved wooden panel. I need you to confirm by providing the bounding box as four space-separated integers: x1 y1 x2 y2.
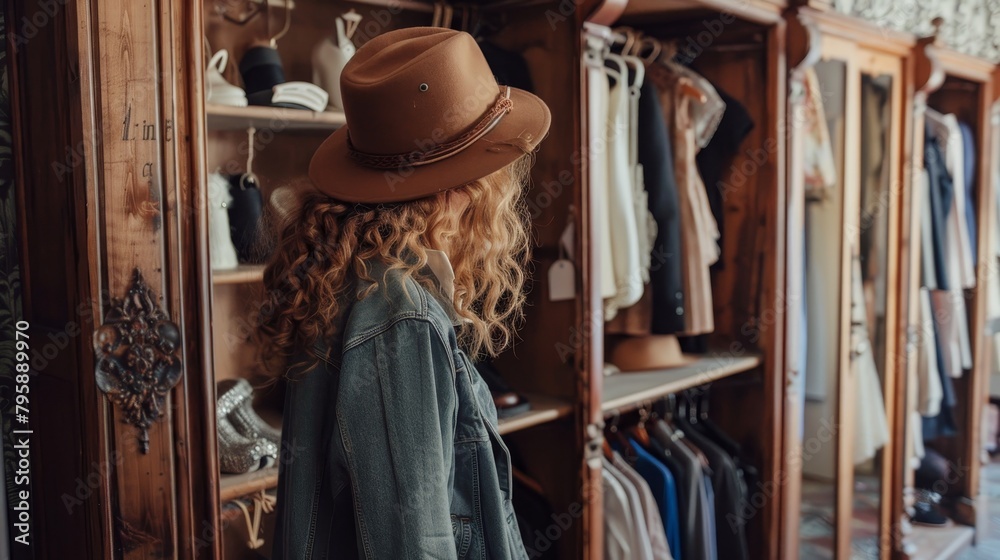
75 0 194 556
832 0 1000 61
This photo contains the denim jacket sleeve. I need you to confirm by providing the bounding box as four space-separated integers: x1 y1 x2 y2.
337 316 460 559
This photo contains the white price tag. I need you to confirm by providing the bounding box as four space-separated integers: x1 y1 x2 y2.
548 259 576 301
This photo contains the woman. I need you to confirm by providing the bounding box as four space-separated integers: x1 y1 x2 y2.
255 27 551 559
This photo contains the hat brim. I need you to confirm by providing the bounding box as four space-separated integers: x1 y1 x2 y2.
308 86 551 203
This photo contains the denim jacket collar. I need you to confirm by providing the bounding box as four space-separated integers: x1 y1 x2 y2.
358 250 464 326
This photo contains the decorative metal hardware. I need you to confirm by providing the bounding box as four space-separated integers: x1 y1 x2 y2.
93 268 182 454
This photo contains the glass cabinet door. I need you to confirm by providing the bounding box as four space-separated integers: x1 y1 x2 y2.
793 43 905 559
850 67 900 559
798 56 848 560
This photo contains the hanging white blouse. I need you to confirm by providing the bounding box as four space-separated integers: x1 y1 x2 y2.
910 410 926 463
917 287 943 416
602 467 634 560
802 67 838 199
850 255 890 465
624 56 657 285
586 49 617 302
603 55 644 319
208 171 240 270
605 456 655 560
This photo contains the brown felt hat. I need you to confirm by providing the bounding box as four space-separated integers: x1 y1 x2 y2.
308 27 551 203
608 335 698 372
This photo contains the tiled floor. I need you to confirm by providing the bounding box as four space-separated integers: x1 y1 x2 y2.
798 475 882 559
955 457 1000 559
795 459 1000 558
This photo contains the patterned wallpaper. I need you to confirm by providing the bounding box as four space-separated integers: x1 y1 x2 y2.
832 0 1000 61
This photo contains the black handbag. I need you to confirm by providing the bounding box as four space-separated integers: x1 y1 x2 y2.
227 174 268 264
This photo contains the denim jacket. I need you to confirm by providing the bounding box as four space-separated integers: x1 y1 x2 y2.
271 256 528 559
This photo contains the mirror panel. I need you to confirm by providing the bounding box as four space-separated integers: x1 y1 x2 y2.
798 57 848 560
850 71 896 558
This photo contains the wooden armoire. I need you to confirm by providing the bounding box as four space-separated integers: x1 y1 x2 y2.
783 2 1000 559
6 0 999 559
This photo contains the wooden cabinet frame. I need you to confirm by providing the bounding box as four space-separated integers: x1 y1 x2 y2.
10 0 219 557
25 0 990 558
785 6 916 560
908 28 996 546
585 1 789 558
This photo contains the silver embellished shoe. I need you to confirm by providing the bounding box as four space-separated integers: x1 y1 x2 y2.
216 379 278 474
217 415 277 474
218 378 282 447
230 397 282 447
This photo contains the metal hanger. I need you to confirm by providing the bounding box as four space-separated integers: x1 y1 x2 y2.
636 36 661 63
268 0 292 47
633 402 653 447
240 127 260 190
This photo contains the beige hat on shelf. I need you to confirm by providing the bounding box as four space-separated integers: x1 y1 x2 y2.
608 335 698 372
309 27 552 203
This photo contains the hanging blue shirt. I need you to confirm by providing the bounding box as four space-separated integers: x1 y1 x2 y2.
615 438 682 559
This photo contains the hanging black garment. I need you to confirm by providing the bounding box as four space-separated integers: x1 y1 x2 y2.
924 126 954 290
694 85 755 246
227 174 269 263
650 421 717 560
675 415 750 560
639 77 687 334
920 128 959 440
512 478 560 559
479 41 534 92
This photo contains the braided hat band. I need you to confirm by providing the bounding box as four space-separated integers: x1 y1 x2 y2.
346 87 514 170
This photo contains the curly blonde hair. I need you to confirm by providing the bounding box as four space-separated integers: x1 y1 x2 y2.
253 155 533 377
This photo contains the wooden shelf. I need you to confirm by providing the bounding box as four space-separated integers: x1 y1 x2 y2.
908 524 974 560
213 264 264 285
219 467 279 503
497 394 573 435
214 396 569 502
206 104 345 131
345 0 434 13
602 353 762 414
